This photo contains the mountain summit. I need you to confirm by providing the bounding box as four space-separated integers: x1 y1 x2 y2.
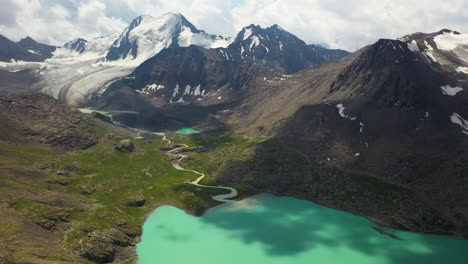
0 35 55 62
106 13 232 65
226 24 348 73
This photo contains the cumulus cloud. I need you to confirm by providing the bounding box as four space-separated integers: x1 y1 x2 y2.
0 0 467 51
231 0 468 50
0 0 126 45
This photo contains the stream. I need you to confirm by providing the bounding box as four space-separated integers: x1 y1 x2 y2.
166 141 239 203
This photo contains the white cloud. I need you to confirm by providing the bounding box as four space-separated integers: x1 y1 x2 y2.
0 0 467 51
230 0 468 50
0 0 126 46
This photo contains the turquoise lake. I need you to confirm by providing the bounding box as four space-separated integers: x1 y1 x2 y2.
176 128 200 134
137 194 468 264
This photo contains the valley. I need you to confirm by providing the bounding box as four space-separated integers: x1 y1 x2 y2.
0 95 255 263
0 8 467 264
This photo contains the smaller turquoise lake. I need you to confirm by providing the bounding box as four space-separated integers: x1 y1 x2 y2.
137 194 468 264
176 128 200 134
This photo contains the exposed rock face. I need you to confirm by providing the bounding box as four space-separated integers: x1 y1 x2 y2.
32 209 72 231
115 139 134 153
113 45 276 105
0 92 98 150
78 228 133 263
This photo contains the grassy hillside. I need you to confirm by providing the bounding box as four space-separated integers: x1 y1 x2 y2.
0 127 255 263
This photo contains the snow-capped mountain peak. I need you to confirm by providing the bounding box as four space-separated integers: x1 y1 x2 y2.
106 13 231 65
64 38 88 53
398 29 468 74
55 34 119 62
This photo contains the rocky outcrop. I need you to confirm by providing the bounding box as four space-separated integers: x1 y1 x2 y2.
125 191 146 207
78 228 134 264
114 139 134 153
0 92 98 150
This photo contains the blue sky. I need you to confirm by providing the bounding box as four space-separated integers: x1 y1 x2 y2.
0 0 467 51
231 0 246 8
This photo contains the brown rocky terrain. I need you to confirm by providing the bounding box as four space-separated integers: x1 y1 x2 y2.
0 92 98 150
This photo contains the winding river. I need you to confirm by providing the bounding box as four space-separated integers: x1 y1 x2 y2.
164 138 239 203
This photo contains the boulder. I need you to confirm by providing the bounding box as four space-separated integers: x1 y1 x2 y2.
125 191 146 207
114 139 134 153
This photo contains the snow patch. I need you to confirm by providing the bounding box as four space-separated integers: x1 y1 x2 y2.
194 85 201 96
178 25 231 49
184 85 192 95
440 85 463 96
423 41 438 62
28 49 40 55
243 28 253 41
172 84 180 98
407 40 420 52
434 32 468 51
434 32 468 64
450 113 468 135
249 36 260 51
457 67 468 74
336 104 357 121
141 83 165 95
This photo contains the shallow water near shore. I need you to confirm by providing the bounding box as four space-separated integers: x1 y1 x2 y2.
137 194 468 264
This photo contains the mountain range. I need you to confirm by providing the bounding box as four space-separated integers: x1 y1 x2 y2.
0 12 467 263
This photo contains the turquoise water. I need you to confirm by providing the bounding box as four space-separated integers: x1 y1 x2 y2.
137 194 468 264
176 128 200 134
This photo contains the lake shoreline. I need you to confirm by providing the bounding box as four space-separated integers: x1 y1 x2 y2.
137 194 468 264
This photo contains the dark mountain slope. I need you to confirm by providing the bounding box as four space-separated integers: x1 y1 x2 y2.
0 34 53 62
93 45 279 129
216 32 468 237
17 36 56 59
128 45 278 104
